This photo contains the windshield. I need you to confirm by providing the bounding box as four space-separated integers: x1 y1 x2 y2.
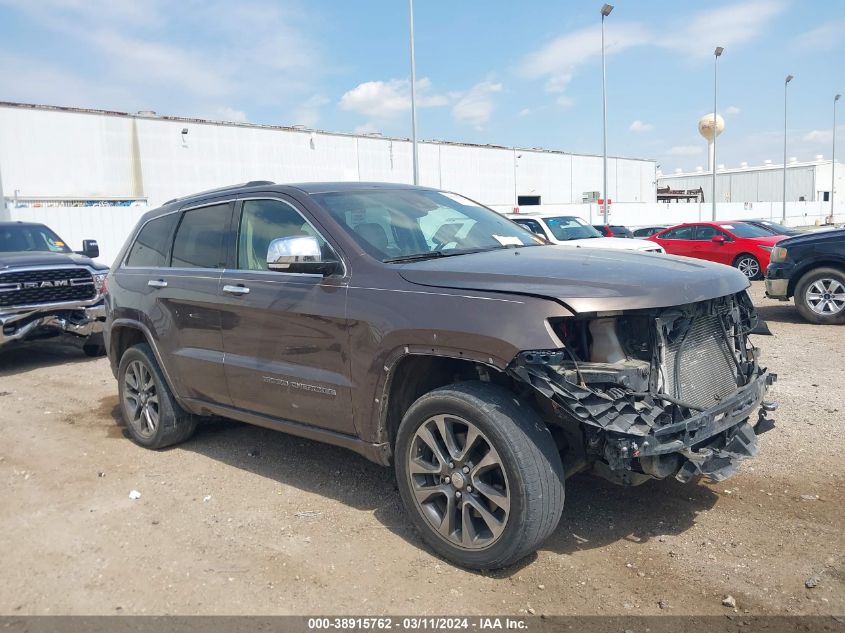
313 189 544 262
756 221 792 234
0 224 71 253
544 216 603 241
722 222 776 239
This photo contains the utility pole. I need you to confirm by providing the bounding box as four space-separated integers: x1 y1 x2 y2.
408 0 419 185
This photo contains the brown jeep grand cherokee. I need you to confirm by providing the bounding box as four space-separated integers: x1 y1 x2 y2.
104 181 776 569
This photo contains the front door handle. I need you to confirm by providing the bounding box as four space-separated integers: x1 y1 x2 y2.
147 279 168 288
222 284 250 295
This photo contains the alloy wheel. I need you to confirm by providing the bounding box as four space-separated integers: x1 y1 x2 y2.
737 256 760 279
407 414 510 550
123 360 160 438
805 278 845 315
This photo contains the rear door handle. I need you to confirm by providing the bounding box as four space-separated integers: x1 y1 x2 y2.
147 279 167 288
222 284 250 295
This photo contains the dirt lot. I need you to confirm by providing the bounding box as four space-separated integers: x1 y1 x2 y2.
0 282 842 616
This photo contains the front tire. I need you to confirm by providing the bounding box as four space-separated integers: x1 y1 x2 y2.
794 267 845 325
394 382 564 570
117 343 197 448
734 253 762 280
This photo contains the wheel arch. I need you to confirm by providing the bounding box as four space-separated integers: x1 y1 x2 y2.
107 319 182 403
788 259 845 297
376 352 513 455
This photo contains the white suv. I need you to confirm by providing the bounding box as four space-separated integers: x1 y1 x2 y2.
507 213 665 253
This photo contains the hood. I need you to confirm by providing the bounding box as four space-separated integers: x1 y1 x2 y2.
777 227 845 248
398 245 749 313
748 234 786 246
0 250 106 271
560 236 662 251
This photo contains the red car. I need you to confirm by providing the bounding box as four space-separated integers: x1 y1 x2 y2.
647 221 785 280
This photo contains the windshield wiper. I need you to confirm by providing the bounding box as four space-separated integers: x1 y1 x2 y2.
383 251 447 263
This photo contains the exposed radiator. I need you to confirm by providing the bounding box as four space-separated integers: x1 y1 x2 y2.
662 314 740 410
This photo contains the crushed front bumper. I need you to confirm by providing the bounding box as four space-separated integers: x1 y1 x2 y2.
0 303 105 348
511 354 776 486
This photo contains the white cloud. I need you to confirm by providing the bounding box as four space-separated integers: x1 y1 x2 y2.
658 0 787 58
353 122 381 135
0 0 325 120
340 77 448 120
213 107 248 123
518 22 649 97
629 120 653 133
792 20 845 52
451 81 502 128
519 0 786 110
803 130 831 143
290 94 330 127
555 95 574 108
518 108 532 117
667 145 704 156
725 106 741 115
91 30 233 98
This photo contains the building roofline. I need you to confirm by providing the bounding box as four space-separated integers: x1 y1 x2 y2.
0 100 656 164
659 159 841 178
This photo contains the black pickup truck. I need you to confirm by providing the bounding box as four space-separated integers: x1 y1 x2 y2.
765 228 845 324
1 221 108 354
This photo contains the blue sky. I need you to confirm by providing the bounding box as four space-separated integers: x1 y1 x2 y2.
0 0 842 172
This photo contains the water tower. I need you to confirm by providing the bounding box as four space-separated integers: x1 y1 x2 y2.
698 113 725 171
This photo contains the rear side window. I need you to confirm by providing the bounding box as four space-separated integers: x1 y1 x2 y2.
125 214 178 267
513 218 544 236
694 225 728 241
660 226 694 240
171 204 230 269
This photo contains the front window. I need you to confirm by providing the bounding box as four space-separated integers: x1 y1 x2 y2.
0 224 71 253
544 217 603 241
721 222 776 239
313 189 543 262
237 199 334 271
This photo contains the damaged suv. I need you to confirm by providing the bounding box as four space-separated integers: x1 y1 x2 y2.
104 182 776 569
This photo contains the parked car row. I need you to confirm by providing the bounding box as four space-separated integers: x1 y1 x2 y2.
505 212 664 253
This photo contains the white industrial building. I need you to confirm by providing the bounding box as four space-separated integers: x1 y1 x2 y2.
0 101 656 220
657 157 843 204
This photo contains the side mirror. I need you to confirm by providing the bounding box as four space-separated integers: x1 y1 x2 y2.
267 235 339 275
79 239 100 258
711 235 726 244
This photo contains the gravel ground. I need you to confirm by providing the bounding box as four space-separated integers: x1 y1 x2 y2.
0 281 842 616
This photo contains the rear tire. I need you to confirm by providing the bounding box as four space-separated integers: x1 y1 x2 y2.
734 253 762 280
794 267 845 325
117 343 197 449
394 381 564 570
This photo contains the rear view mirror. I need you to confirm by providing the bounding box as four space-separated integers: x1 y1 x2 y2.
267 235 339 276
79 239 99 258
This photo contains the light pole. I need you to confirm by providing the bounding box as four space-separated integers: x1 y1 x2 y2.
712 46 724 221
782 74 793 223
408 0 419 185
832 94 841 221
600 3 613 224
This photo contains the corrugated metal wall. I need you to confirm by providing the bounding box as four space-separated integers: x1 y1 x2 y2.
0 104 656 211
660 165 817 202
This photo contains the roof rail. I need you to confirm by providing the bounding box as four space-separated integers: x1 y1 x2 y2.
164 180 275 206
